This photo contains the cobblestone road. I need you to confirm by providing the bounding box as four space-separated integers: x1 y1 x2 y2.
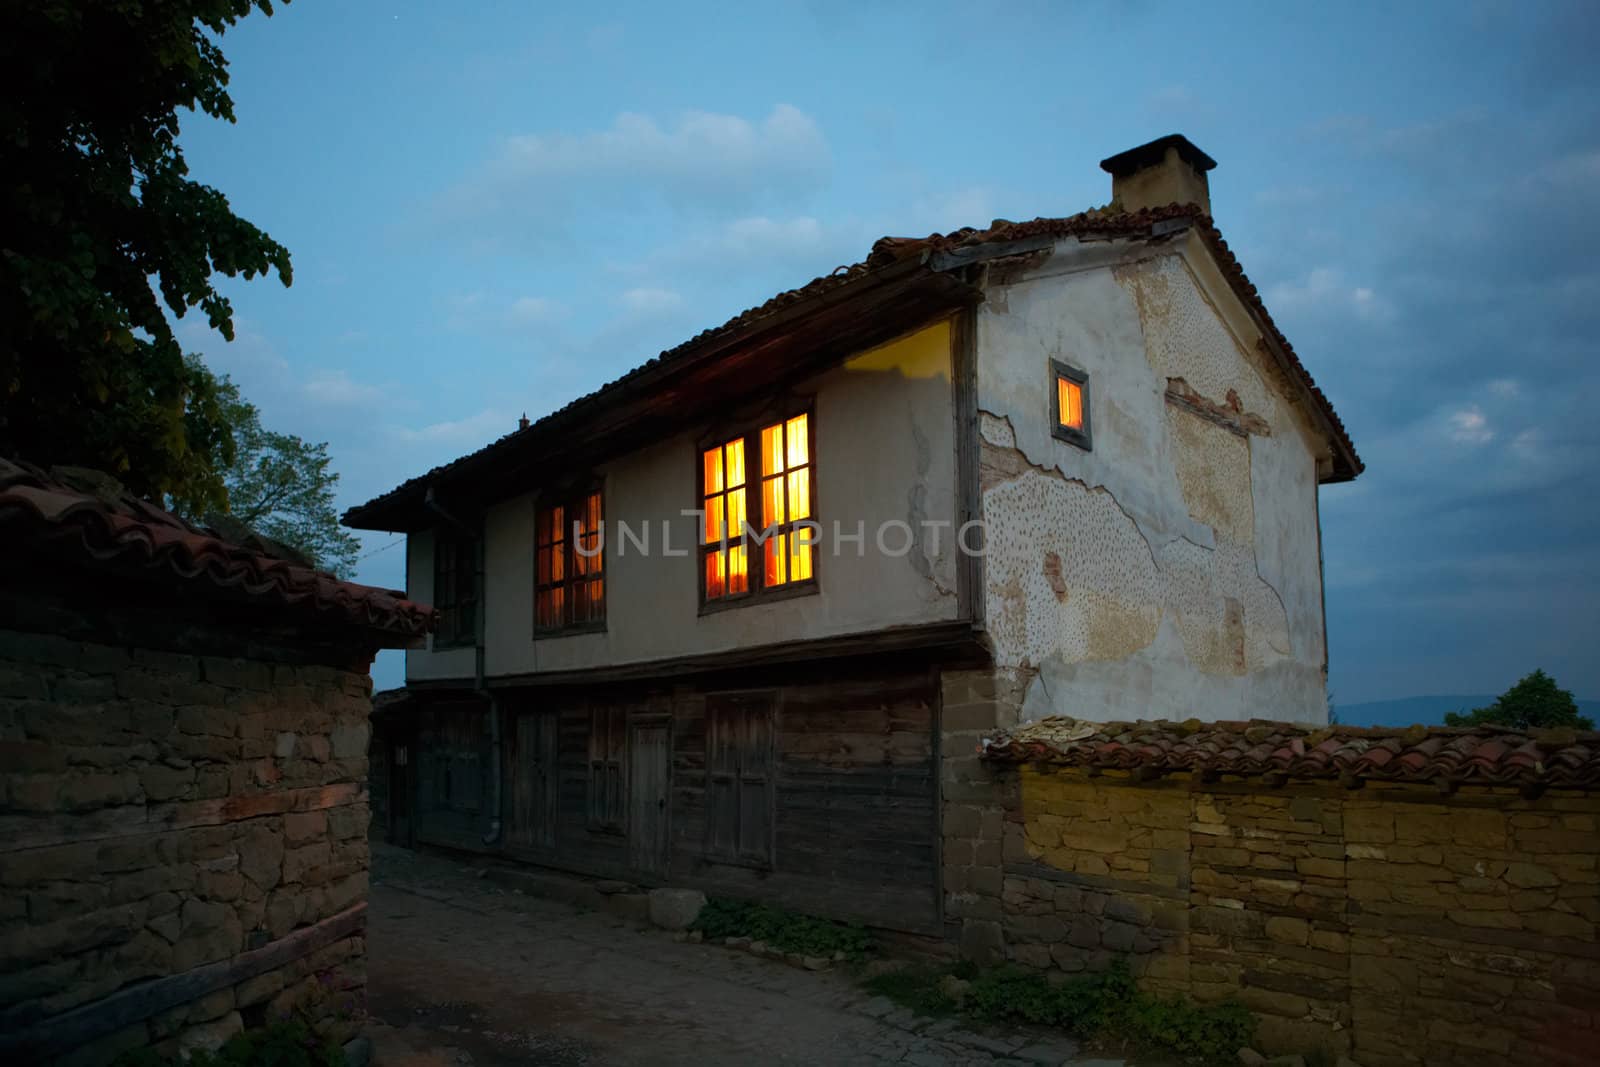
367 846 1141 1067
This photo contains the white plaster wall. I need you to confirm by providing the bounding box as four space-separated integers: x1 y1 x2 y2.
405 322 961 682
977 238 1329 724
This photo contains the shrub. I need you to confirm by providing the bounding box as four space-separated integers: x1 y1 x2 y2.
111 1020 346 1067
869 957 1254 1065
692 897 873 960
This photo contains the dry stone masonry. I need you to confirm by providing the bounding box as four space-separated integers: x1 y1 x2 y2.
977 716 1600 1067
0 632 375 1064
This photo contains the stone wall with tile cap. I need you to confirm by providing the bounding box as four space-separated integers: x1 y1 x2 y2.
0 628 373 1066
986 764 1600 1066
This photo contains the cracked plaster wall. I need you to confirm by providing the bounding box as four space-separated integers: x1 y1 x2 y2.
977 240 1328 724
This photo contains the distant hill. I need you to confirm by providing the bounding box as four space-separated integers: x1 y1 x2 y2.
1335 694 1600 729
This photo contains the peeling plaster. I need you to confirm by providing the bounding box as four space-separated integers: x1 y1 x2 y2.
976 236 1327 724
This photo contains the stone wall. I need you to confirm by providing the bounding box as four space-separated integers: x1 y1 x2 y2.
988 765 1599 1066
0 628 373 1065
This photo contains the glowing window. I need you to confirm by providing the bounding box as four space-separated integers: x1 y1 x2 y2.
1050 359 1092 450
536 489 605 632
701 410 816 607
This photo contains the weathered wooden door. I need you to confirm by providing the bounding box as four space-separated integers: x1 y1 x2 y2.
511 712 558 849
628 722 671 877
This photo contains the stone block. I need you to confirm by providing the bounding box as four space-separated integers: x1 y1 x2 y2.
282 842 332 886
284 811 328 846
647 887 705 931
959 919 1006 966
331 721 370 760
1265 916 1311 946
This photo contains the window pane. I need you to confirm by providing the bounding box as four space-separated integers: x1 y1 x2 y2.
551 506 565 543
536 544 551 585
729 543 749 594
550 586 565 625
587 491 601 531
535 589 552 628
727 487 747 539
706 549 726 599
786 414 808 467
725 440 745 487
589 578 604 619
786 469 810 521
551 539 564 582
704 493 724 545
765 533 787 587
1058 377 1083 429
762 475 785 528
703 447 723 495
761 423 784 476
790 529 813 582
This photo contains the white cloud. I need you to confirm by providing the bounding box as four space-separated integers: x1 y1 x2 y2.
619 287 682 314
497 104 826 184
1448 405 1495 444
507 296 562 325
302 370 386 408
1488 378 1520 398
392 409 515 447
440 105 831 234
1266 267 1394 323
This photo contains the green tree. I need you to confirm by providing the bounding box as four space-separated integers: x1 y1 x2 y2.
1445 670 1593 731
0 0 290 507
172 360 361 578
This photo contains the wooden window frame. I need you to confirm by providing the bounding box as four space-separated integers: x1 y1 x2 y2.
704 691 776 869
697 407 819 615
535 485 607 636
587 704 627 834
1049 358 1093 452
433 532 479 649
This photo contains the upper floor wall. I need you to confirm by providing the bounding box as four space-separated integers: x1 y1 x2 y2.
976 232 1331 724
407 320 963 682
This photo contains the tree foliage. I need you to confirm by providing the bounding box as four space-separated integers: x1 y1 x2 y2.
0 0 290 503
1445 669 1593 731
171 358 361 578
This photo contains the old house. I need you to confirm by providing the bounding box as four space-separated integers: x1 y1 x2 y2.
0 460 432 1064
346 136 1362 940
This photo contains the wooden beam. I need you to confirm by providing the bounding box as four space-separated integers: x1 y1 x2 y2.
0 902 367 1060
1 783 364 853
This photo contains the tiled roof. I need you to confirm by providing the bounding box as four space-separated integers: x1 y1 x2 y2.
345 201 1361 528
0 458 435 641
983 716 1600 790
341 259 882 528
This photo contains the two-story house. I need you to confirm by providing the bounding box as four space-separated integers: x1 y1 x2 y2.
346 136 1362 938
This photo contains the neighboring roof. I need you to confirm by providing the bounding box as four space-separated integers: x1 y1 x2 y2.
1100 133 1217 177
345 200 1361 530
983 716 1600 790
0 458 435 642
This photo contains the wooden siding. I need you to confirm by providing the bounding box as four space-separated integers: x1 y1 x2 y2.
484 664 942 934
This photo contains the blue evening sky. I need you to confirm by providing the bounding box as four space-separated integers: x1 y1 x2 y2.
175 1 1599 702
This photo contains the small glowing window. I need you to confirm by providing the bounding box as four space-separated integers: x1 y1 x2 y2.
1050 360 1092 450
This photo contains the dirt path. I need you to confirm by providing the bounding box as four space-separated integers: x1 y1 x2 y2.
365 846 1127 1066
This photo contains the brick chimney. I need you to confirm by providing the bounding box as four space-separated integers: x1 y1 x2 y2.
1099 134 1217 216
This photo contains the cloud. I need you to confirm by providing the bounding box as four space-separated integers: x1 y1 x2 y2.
436 105 831 242
391 408 515 448
446 292 567 334
303 370 387 408
1265 267 1394 323
618 287 683 315
1447 405 1494 444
